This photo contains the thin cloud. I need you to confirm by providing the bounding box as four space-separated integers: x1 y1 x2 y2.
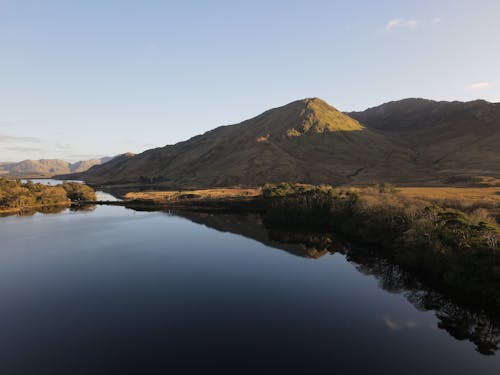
0 134 74 161
0 121 9 127
3 146 50 153
385 18 421 32
55 142 71 150
385 17 441 32
0 134 42 143
468 82 493 90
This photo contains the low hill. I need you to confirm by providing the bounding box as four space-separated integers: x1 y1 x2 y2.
69 98 417 187
0 156 112 178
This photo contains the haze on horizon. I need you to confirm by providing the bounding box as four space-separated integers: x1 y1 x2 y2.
1 0 499 162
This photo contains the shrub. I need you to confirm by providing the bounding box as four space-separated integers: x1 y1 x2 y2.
0 178 96 211
62 182 96 201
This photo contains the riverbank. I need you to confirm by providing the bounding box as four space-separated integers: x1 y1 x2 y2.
111 183 500 308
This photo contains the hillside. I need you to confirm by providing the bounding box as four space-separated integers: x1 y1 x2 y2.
349 98 500 184
70 98 417 187
0 156 112 178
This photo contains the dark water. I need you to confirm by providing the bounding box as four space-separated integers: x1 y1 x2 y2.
0 206 499 374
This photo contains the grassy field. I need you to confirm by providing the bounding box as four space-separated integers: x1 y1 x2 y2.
124 188 261 202
399 187 500 205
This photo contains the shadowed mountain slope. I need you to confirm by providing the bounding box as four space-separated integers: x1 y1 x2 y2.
349 99 500 183
70 98 417 187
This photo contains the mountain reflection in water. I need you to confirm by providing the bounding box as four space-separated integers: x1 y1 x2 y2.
174 210 500 356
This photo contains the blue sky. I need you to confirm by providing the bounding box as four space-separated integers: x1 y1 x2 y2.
1 0 499 162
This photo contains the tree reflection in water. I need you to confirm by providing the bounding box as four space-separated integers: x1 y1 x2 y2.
346 247 500 356
174 211 500 356
1 203 96 217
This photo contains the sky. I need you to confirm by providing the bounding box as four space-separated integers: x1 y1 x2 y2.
1 0 499 162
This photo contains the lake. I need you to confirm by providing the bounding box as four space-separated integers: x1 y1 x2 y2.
0 204 499 374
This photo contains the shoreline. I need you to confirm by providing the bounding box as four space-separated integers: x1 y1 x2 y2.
0 202 72 215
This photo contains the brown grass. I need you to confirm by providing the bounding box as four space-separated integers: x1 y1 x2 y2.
399 187 500 203
125 188 261 203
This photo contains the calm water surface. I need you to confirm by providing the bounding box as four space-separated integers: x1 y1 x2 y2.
0 205 499 374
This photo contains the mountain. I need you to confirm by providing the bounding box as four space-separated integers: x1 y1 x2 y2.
349 98 500 184
55 153 136 181
68 98 418 187
0 156 113 178
70 157 113 173
63 97 500 188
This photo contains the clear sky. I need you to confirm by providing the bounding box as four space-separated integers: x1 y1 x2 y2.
1 0 499 162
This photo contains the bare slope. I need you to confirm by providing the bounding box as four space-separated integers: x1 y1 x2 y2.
73 98 416 187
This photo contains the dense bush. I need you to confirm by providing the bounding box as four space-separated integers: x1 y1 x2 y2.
0 178 96 211
262 183 356 226
62 182 96 201
0 179 37 209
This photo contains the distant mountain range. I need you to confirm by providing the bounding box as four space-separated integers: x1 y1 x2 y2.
60 97 500 188
0 156 113 178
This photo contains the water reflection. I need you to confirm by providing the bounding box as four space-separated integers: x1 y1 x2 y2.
174 210 500 356
69 204 97 212
347 247 500 356
0 204 96 217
